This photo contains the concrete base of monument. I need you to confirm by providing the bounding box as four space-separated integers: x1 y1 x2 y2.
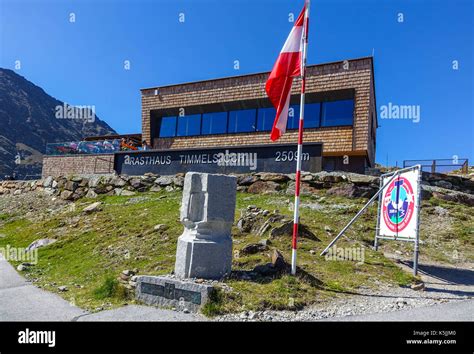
135 276 215 313
174 234 232 279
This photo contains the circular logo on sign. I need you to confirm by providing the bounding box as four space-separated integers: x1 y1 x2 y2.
382 176 415 233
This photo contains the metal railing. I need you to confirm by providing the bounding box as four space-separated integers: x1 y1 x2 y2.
46 139 121 156
403 158 469 174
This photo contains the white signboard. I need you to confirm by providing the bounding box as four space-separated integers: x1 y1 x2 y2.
377 167 421 239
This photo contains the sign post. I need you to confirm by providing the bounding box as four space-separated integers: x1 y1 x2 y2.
321 165 422 277
374 165 422 275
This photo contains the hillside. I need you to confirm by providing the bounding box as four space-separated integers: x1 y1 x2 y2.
0 69 116 178
0 171 472 319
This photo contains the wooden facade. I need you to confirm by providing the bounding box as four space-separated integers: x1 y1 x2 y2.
141 57 377 173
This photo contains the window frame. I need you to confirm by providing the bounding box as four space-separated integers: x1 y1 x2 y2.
320 99 355 128
155 98 355 139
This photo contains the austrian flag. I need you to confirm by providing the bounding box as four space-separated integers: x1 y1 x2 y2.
266 5 306 141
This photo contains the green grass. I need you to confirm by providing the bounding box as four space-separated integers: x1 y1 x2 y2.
93 276 129 301
1 187 470 315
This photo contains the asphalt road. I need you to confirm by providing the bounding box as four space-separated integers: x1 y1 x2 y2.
0 254 204 321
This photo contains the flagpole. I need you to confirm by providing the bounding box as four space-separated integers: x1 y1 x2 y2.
291 0 310 275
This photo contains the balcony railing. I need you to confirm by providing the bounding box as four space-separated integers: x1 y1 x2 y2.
403 158 469 174
45 139 121 156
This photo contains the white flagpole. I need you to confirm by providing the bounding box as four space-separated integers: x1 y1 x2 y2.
291 0 310 275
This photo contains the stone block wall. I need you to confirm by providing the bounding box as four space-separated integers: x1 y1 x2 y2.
42 154 114 177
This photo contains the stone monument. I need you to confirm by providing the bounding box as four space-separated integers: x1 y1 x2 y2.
136 172 237 312
175 172 237 279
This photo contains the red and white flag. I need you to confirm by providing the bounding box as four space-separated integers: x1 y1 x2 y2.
266 5 306 141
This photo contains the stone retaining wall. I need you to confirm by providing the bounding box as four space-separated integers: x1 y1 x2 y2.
1 171 473 206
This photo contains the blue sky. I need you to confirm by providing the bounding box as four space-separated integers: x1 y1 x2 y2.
1 0 473 166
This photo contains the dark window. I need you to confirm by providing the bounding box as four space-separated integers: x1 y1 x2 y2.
287 103 320 129
321 99 354 127
177 114 201 136
304 103 321 128
287 105 300 129
202 112 227 135
228 109 256 133
159 116 177 137
257 107 276 131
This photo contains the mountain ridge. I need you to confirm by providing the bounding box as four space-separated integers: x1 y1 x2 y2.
0 68 117 178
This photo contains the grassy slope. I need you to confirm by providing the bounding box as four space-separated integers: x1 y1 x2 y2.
0 189 472 315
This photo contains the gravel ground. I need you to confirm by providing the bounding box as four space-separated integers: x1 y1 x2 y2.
215 260 474 322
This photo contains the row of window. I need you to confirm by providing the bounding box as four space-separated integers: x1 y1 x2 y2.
158 99 354 138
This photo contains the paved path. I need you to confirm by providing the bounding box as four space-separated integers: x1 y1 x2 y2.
0 255 205 322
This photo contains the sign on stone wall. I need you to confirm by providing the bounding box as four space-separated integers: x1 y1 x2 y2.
114 143 322 175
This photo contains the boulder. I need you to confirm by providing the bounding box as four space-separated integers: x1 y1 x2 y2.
270 221 320 241
83 202 102 213
74 187 87 199
144 172 158 178
237 175 259 186
248 181 281 194
64 181 78 192
140 176 155 186
286 181 320 196
347 173 379 185
271 249 288 271
129 178 142 189
154 176 173 186
424 185 474 206
256 220 272 237
154 224 169 232
26 238 57 252
240 243 268 255
60 190 74 200
111 176 127 187
237 216 256 233
85 189 98 199
150 185 162 192
17 263 32 271
257 173 289 183
313 171 345 183
42 176 54 188
411 282 425 291
434 180 453 190
172 175 185 187
252 263 277 276
420 185 433 200
121 190 136 196
88 176 102 188
91 184 104 195
70 176 83 183
432 190 474 206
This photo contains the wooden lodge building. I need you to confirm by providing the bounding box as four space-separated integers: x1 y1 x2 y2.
42 56 378 177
